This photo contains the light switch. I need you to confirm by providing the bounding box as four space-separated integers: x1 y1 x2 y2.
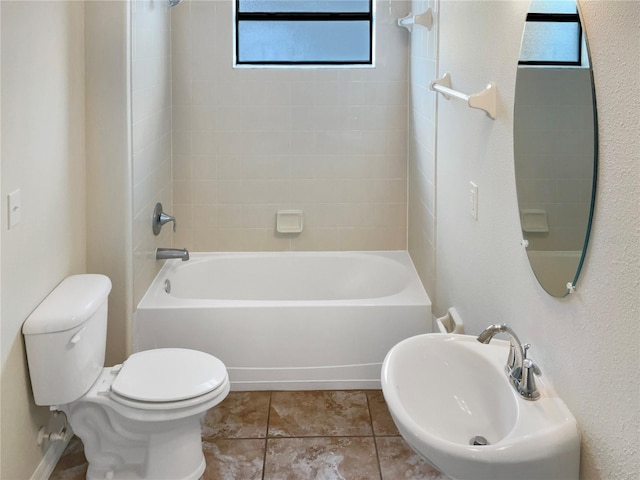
8 189 21 229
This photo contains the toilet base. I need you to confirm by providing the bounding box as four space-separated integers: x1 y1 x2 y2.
60 398 219 480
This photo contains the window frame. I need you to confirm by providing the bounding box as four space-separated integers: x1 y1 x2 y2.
234 0 374 67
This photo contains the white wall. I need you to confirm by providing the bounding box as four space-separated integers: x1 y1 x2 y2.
433 1 639 477
0 1 86 477
170 0 409 252
85 0 133 366
407 0 438 298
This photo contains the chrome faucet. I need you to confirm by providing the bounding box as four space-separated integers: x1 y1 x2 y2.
156 247 189 262
477 324 541 400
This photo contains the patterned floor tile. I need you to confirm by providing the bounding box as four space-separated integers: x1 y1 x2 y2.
201 438 266 480
366 390 400 436
264 437 381 480
376 436 445 480
49 436 87 480
48 390 447 480
202 391 271 439
268 391 373 437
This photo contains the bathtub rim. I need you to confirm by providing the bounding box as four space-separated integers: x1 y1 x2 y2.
137 250 431 309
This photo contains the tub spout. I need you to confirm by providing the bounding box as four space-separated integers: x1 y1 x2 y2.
156 247 189 262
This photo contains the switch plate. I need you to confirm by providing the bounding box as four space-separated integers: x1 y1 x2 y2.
469 182 478 220
8 189 21 229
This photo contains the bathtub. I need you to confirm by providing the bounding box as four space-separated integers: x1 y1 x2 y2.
135 251 431 390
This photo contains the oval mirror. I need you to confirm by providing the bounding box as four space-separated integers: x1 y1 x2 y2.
514 0 597 297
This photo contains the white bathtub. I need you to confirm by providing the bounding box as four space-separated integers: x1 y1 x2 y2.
135 251 431 390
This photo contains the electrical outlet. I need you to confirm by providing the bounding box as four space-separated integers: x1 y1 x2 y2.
469 182 478 220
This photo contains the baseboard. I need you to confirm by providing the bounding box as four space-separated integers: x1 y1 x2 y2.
29 427 73 480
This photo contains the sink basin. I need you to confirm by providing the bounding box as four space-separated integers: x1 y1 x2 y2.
381 333 580 480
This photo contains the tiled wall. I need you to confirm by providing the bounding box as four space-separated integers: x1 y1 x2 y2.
514 67 594 251
407 0 438 298
170 0 409 252
131 0 173 305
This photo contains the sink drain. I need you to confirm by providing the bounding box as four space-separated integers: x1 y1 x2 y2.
470 435 489 446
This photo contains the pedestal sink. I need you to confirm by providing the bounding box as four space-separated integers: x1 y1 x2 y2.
381 334 580 480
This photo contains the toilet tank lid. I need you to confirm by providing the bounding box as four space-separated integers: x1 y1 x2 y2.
23 274 112 335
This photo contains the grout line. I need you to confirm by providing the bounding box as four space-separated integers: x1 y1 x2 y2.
261 392 273 480
265 434 381 440
212 433 401 440
365 390 376 436
366 391 385 480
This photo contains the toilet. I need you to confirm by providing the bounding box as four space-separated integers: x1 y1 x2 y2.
22 274 230 480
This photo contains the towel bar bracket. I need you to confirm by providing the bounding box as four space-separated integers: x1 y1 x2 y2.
429 73 497 120
397 9 433 31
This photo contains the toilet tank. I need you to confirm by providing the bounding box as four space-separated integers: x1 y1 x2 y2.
23 274 112 406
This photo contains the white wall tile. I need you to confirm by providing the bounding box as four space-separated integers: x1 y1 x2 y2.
407 0 438 300
171 0 409 251
132 0 173 308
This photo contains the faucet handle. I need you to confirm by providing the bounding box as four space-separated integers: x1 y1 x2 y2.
518 358 542 400
152 203 177 235
159 212 177 232
525 358 541 376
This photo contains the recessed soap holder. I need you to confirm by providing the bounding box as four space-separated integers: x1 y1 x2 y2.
276 210 303 234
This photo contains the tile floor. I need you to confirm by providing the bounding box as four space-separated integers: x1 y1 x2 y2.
50 390 446 480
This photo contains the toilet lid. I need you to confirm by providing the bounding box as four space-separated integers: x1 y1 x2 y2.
112 348 227 402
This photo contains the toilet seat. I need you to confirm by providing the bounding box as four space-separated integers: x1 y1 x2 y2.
111 348 227 404
109 381 229 411
75 361 230 422
111 348 227 403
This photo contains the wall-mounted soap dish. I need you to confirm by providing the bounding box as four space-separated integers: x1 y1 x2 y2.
276 210 303 234
436 307 465 334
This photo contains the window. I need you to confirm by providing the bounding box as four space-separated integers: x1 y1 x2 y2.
519 1 582 66
235 0 373 66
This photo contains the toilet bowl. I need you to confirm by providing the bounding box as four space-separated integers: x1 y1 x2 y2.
23 274 230 480
62 348 229 480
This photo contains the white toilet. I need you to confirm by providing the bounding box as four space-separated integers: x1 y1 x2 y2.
22 274 230 480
